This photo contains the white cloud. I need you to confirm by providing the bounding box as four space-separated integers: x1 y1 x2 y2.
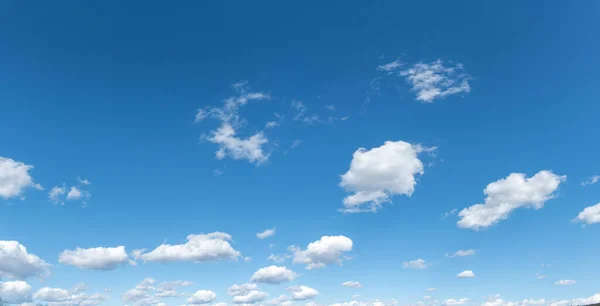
267 254 289 264
574 203 600 225
457 171 566 230
292 101 321 125
257 228 276 239
58 246 133 270
291 140 302 149
341 281 362 288
536 273 547 280
326 105 336 111
377 60 403 73
208 124 269 165
446 249 475 258
339 141 432 213
290 235 353 270
0 240 50 279
195 81 271 165
187 290 217 305
77 177 91 185
244 257 252 263
288 286 319 300
228 284 258 297
457 270 475 278
155 280 193 298
265 121 279 128
426 288 436 292
555 279 575 285
0 281 32 304
550 293 600 306
123 278 156 304
138 232 241 263
581 175 600 186
399 60 471 103
232 290 268 304
250 266 297 284
48 185 66 205
66 186 90 202
0 157 43 199
402 258 427 269
33 287 70 302
440 208 458 220
264 295 291 306
442 298 468 306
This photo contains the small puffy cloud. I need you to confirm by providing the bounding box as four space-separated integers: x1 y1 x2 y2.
339 141 432 213
77 177 91 185
292 101 321 125
536 273 547 280
48 185 66 205
250 266 297 284
0 281 33 304
290 235 353 270
208 124 269 165
341 281 362 288
446 249 475 258
244 257 252 263
555 279 576 285
402 259 427 269
232 290 268 304
442 298 468 306
0 240 50 279
58 246 133 270
257 228 276 239
33 287 70 302
155 280 193 298
457 270 475 278
138 232 241 263
66 186 90 202
0 157 43 199
187 290 217 305
457 171 566 230
288 286 319 300
291 140 302 149
574 203 600 225
426 288 436 292
581 175 600 186
399 60 471 103
264 295 291 306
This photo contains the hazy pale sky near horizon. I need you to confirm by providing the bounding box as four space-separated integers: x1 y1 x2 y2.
1 1 600 306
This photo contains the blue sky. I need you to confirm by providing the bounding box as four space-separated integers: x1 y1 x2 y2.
1 1 600 306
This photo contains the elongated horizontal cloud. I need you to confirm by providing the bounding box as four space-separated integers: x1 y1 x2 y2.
457 270 475 278
58 246 133 270
290 235 353 270
138 232 241 263
33 287 70 302
457 171 566 230
574 203 600 225
402 259 428 269
446 249 475 257
0 240 50 279
0 157 43 199
443 298 469 306
250 266 297 284
257 228 276 239
555 279 576 285
342 281 362 288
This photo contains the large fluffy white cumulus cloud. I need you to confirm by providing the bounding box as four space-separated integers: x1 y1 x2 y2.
290 236 353 270
457 171 566 230
250 266 297 284
138 232 241 263
58 246 133 270
0 241 50 279
0 157 43 199
339 141 432 213
0 281 33 304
